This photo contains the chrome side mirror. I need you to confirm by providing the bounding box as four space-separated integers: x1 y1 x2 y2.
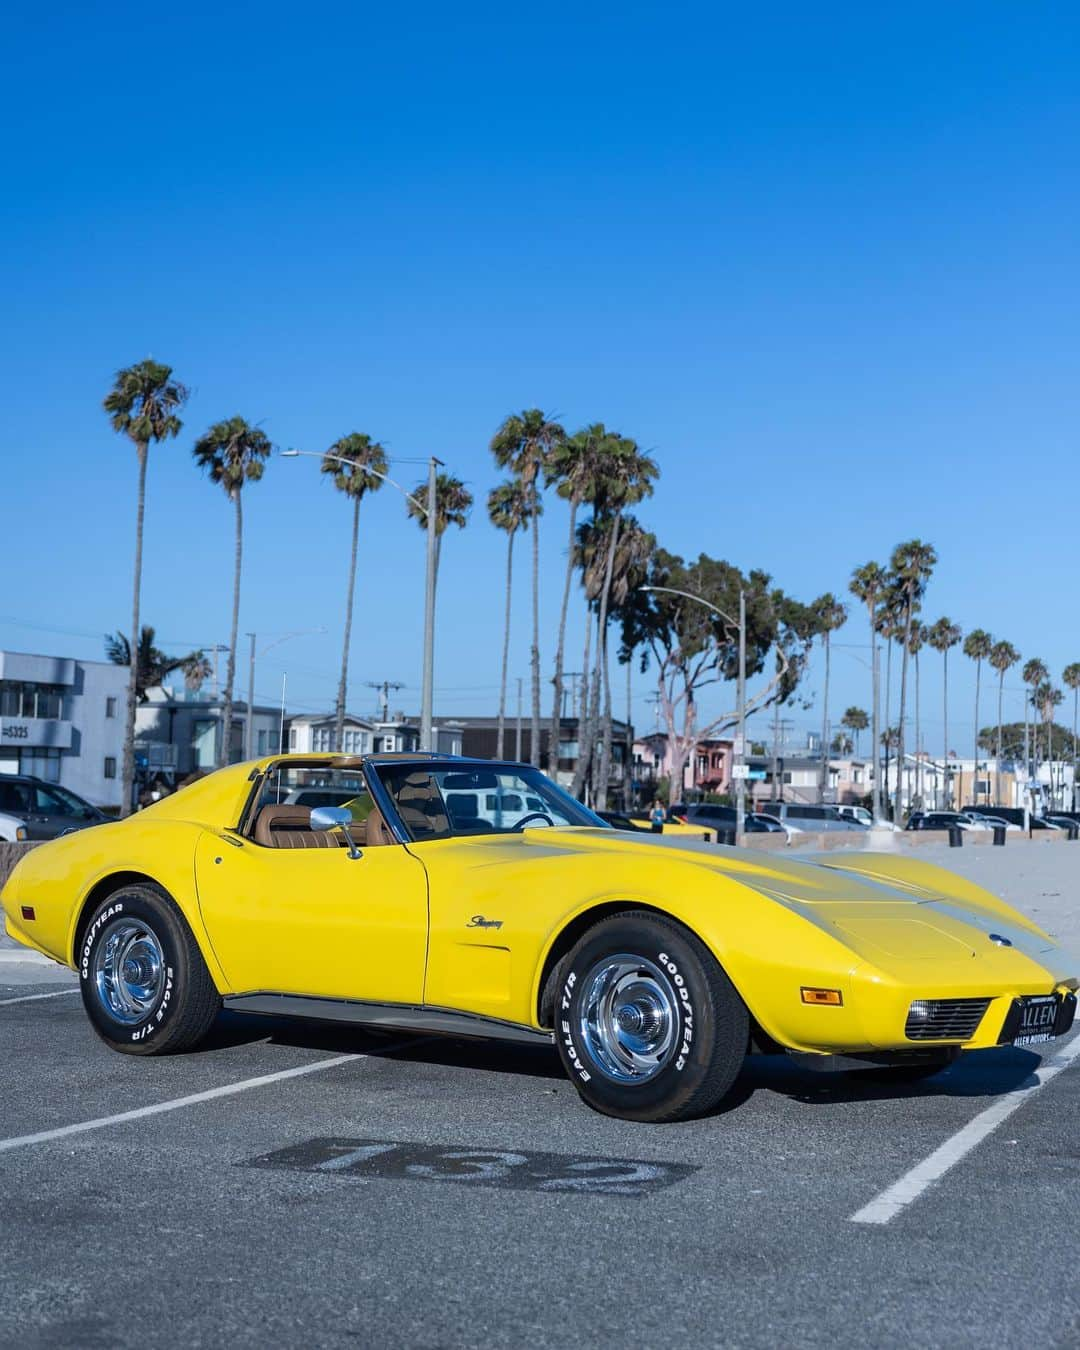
310 805 362 859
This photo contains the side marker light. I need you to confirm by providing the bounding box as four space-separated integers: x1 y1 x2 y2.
801 986 843 1006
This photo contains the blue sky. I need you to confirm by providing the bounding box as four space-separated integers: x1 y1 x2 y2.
3 2 1078 754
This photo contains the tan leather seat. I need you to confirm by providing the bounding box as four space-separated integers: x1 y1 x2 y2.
365 807 397 846
252 802 397 849
253 804 344 849
393 772 449 837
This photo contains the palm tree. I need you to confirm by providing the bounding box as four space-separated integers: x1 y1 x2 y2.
1064 662 1080 809
406 471 473 595
1022 658 1049 778
907 619 926 806
928 618 962 806
490 410 566 767
544 424 610 767
193 417 273 767
322 433 387 753
841 706 869 756
103 360 189 813
104 626 210 701
813 595 848 798
962 629 993 808
988 641 1020 805
487 480 537 758
889 540 937 823
1032 683 1064 807
849 562 887 816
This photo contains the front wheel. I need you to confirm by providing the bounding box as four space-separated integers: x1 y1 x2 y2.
78 883 220 1055
555 911 748 1122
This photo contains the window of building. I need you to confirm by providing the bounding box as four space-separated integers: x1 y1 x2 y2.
106 697 117 718
557 741 579 759
104 757 117 779
21 748 61 782
257 729 268 755
192 720 216 770
0 682 65 719
289 728 297 749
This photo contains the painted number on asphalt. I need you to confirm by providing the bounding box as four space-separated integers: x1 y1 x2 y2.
241 1138 697 1196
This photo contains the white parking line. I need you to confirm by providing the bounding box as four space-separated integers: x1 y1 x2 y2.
850 1033 1080 1225
0 1053 366 1155
0 989 79 1007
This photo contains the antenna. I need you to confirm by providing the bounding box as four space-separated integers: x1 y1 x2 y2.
365 679 405 722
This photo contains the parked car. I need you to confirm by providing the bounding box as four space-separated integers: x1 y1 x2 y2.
965 811 1021 832
836 804 900 831
6 750 1076 1122
0 775 105 840
753 803 865 832
0 810 28 842
906 811 986 832
1044 815 1078 834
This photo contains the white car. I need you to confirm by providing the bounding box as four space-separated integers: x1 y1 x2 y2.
0 811 28 843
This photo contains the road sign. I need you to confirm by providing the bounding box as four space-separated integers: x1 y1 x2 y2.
732 737 745 755
747 769 766 781
731 764 750 780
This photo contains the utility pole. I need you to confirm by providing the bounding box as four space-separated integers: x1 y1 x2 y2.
515 677 523 761
245 632 256 760
366 679 404 723
736 589 746 836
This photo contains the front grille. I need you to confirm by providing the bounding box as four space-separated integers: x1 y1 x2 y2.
905 998 991 1041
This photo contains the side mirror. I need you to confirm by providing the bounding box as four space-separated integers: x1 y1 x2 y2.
310 805 362 859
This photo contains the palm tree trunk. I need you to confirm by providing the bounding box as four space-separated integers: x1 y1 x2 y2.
549 500 579 779
579 609 603 803
529 501 542 769
1047 711 1054 808
571 603 593 798
995 673 1004 806
334 495 360 754
942 650 950 808
497 531 515 758
219 490 243 768
893 615 911 825
914 650 921 806
121 443 149 816
593 513 622 810
819 631 831 799
884 637 893 817
1073 688 1078 810
869 608 880 817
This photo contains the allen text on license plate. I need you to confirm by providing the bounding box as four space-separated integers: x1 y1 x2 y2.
1014 995 1058 1046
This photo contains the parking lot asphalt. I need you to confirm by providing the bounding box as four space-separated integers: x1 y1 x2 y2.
2 844 1079 1349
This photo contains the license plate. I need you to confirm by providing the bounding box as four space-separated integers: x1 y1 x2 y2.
1012 995 1060 1046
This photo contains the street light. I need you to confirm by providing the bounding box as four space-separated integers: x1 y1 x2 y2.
638 584 747 837
244 628 326 759
281 449 441 751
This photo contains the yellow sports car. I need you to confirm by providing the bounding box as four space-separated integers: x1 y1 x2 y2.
3 753 1076 1122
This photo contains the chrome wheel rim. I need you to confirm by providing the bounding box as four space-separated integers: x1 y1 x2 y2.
578 954 679 1082
93 919 165 1025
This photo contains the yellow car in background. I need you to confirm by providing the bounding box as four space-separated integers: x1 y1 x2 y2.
3 754 1076 1122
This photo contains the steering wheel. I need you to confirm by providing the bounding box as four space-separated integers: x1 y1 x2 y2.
512 811 556 831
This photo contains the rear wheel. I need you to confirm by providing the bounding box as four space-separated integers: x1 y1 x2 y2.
78 883 220 1055
554 911 748 1122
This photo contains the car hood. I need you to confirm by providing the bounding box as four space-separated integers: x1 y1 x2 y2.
516 827 1062 962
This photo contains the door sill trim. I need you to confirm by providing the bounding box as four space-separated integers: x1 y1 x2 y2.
222 992 554 1046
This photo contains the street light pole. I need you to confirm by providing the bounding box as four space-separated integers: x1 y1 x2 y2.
245 632 256 760
280 448 440 752
736 588 746 837
420 456 438 752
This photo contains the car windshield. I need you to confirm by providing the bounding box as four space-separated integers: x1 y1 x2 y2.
373 763 607 840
